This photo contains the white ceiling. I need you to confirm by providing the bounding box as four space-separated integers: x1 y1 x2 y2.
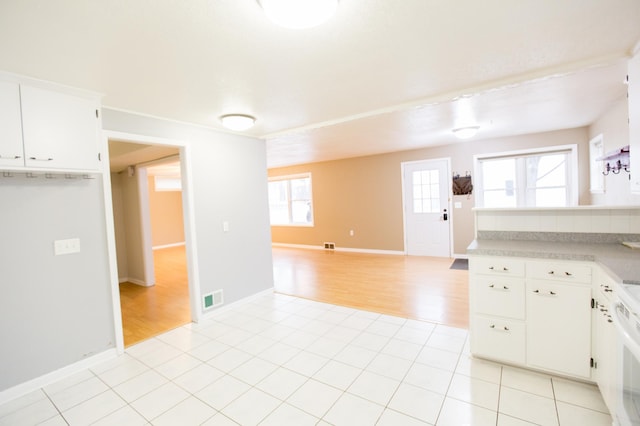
1 0 639 168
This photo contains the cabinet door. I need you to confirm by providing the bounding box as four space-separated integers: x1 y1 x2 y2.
0 80 24 167
21 85 100 171
526 280 592 378
630 50 640 193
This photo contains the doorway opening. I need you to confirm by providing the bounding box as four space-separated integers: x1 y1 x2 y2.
108 139 191 346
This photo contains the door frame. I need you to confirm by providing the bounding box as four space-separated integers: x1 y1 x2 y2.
101 130 202 354
400 157 454 257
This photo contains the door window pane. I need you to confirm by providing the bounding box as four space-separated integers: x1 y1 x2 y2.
413 169 440 213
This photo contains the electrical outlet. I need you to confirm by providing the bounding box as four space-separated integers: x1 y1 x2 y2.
54 238 81 255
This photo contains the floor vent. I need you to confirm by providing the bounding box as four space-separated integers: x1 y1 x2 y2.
323 242 335 250
203 289 224 310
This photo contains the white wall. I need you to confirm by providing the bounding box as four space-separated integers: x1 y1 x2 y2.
0 108 274 396
476 206 640 234
102 109 274 310
589 96 640 205
0 174 114 391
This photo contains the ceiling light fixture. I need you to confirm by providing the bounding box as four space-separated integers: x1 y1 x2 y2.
452 126 480 140
220 114 256 131
258 0 338 29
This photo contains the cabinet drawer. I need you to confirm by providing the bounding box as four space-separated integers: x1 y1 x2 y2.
470 257 525 277
471 315 525 365
527 261 591 283
473 276 525 319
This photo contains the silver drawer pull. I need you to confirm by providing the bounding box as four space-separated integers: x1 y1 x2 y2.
488 284 510 291
548 270 573 277
489 324 510 332
489 266 509 272
0 154 21 159
29 157 54 161
533 289 557 296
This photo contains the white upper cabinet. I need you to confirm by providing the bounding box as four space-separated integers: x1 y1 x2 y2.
21 85 100 171
0 80 24 167
630 46 640 193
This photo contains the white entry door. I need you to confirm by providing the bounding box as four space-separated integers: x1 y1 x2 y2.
403 159 451 257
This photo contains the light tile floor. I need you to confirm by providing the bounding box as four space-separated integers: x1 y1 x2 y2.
0 293 612 426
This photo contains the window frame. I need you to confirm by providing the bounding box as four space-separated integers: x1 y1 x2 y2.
473 144 579 208
589 134 605 194
268 172 314 227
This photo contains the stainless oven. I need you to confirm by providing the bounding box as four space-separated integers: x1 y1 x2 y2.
613 284 640 426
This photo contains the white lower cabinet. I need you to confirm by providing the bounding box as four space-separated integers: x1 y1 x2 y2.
470 256 593 380
591 268 617 414
526 279 592 378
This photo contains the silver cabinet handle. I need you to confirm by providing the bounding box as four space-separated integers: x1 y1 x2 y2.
488 284 510 291
548 270 573 277
489 324 510 332
0 154 21 159
29 157 54 161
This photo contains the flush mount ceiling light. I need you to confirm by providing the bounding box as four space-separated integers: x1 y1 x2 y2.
258 0 338 29
452 126 480 140
220 114 256 131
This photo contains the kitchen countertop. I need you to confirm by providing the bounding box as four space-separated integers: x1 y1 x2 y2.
467 238 640 285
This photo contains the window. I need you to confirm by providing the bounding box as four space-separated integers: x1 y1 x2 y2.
268 173 313 226
474 145 578 208
154 176 182 191
589 134 605 194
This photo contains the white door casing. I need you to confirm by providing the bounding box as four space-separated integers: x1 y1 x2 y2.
402 158 452 257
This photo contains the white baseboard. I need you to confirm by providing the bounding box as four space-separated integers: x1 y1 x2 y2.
272 242 405 256
152 241 186 250
0 348 118 405
118 277 150 287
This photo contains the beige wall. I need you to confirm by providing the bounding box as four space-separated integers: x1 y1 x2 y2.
269 127 590 255
110 170 146 283
148 175 185 247
110 172 129 280
589 96 640 206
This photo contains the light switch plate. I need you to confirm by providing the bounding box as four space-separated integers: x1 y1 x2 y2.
54 238 81 255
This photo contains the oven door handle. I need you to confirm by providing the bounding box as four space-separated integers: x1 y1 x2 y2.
611 303 640 360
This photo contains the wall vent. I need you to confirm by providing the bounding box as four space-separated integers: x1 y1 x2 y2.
323 242 335 250
203 289 224 310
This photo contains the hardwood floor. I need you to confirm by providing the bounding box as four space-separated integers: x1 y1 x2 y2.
272 247 469 329
120 245 469 347
119 245 191 347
